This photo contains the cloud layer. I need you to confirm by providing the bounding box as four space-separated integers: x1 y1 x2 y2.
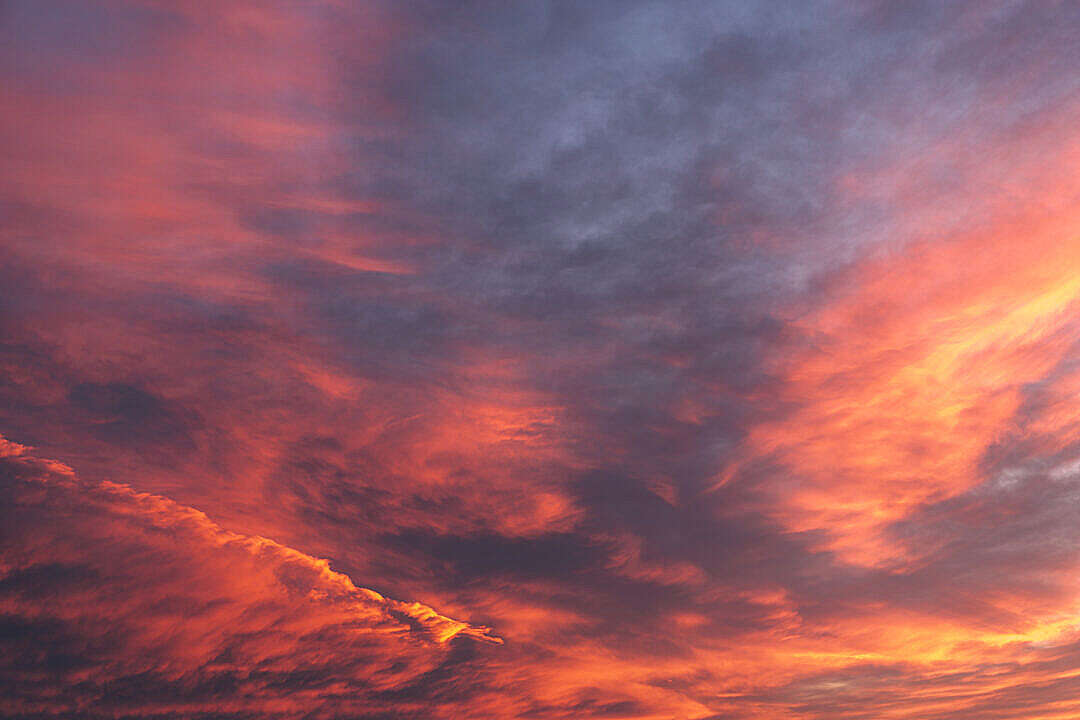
3 1 1080 718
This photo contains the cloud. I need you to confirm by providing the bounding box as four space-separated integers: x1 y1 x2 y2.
3 1 1080 718
0 437 498 719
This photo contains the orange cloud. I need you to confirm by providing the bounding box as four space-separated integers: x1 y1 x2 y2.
719 114 1080 568
0 436 499 718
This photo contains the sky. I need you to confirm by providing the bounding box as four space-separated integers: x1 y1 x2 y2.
2 1 1080 718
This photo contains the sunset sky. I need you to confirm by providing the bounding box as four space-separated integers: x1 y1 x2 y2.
3 2 1080 718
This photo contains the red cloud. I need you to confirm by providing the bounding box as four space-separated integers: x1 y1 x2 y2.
0 436 499 719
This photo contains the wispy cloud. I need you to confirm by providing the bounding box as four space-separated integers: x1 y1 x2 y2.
3 1 1080 717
